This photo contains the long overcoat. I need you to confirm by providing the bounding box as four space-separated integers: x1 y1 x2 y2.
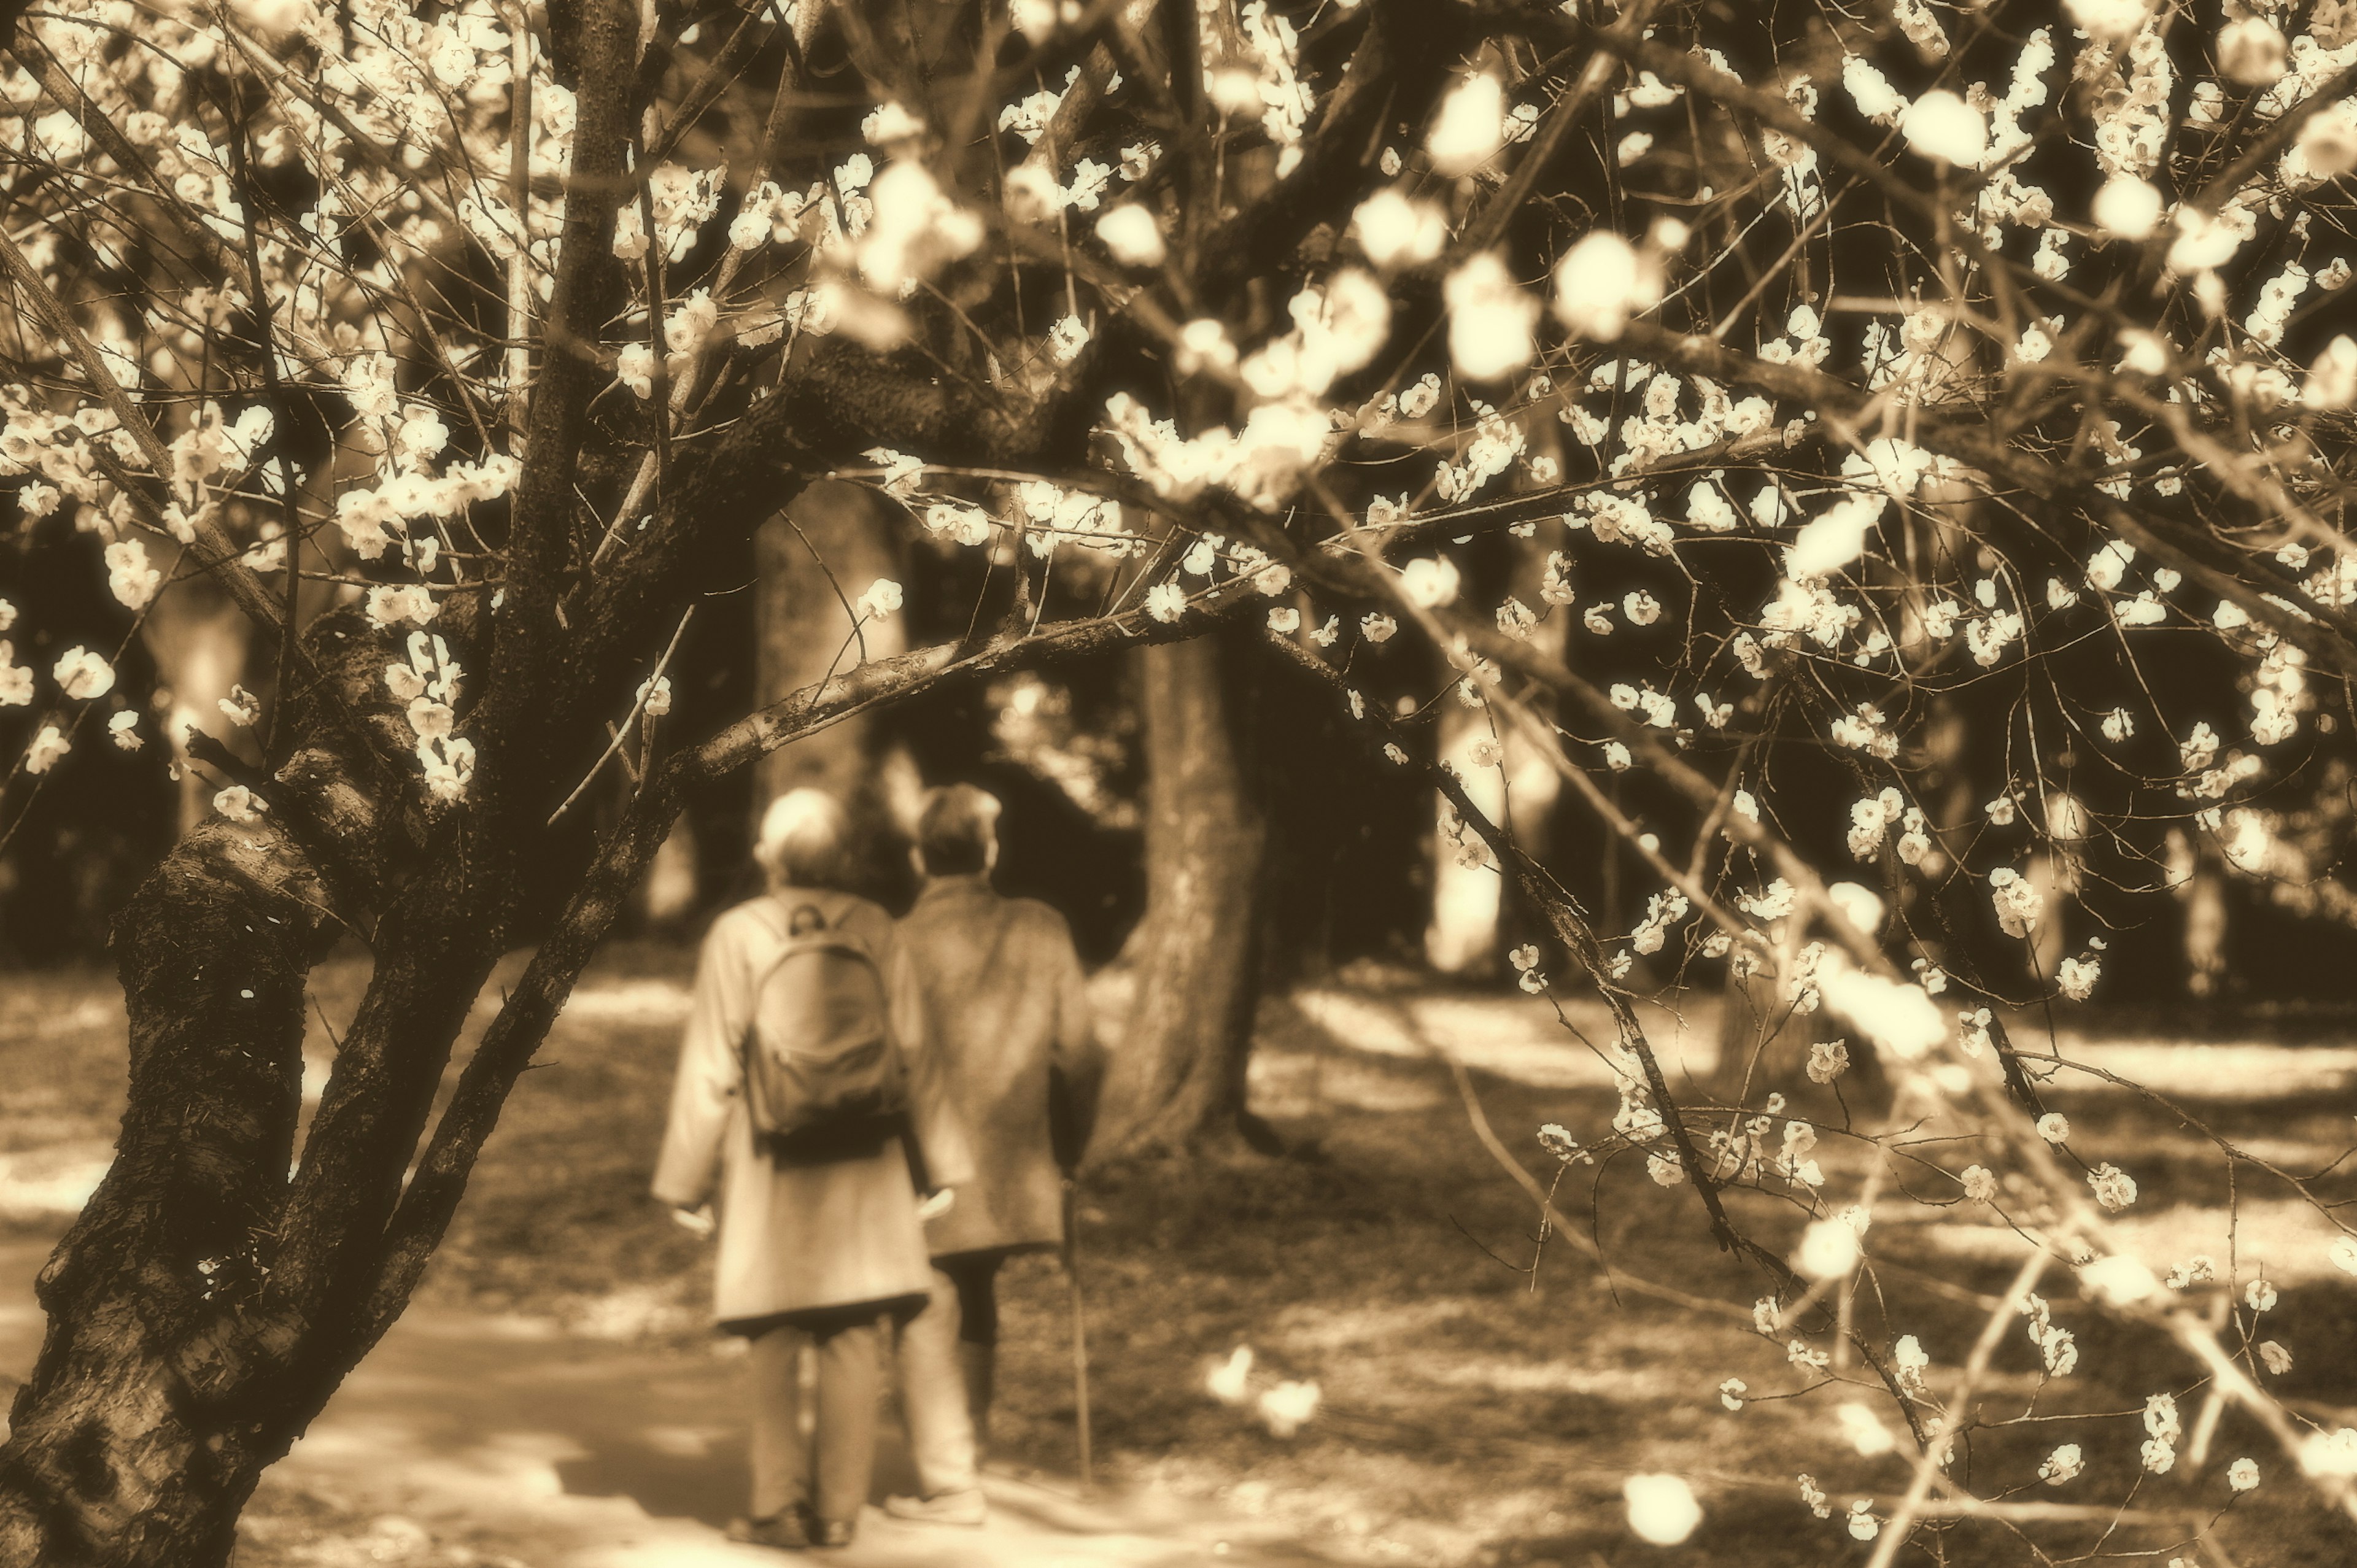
652 887 975 1327
896 875 1104 1258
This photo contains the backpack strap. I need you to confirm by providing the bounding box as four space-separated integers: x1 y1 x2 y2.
735 898 797 1098
740 900 795 1002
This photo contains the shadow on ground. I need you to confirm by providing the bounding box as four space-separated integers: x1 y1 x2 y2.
12 957 2357 1565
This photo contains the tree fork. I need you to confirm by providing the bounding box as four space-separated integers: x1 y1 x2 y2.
0 820 338 1566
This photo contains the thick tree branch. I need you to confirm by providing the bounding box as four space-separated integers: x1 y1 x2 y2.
482 0 640 742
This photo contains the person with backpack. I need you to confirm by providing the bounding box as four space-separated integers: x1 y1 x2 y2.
882 784 1106 1529
652 787 973 1553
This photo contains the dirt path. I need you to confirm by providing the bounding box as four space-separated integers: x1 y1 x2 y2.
0 1235 1331 1567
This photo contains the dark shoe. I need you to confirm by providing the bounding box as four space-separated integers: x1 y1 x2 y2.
726 1512 812 1550
811 1518 857 1549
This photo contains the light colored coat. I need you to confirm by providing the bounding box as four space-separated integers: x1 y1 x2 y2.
652 888 975 1327
897 876 1104 1258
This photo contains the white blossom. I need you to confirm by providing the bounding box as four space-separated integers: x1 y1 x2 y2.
1426 74 1507 176
1622 1475 1700 1546
2038 1443 2084 1485
1444 254 1538 381
2088 1162 2138 1211
1553 232 1657 342
1096 205 1166 268
52 647 114 701
213 785 263 824
217 686 261 728
25 724 69 774
1399 557 1460 608
2218 18 2286 87
1352 190 1446 269
2092 175 2163 241
2306 336 2357 411
1902 91 1987 166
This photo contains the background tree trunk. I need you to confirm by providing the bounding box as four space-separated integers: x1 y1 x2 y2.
141 579 250 835
754 482 917 902
1713 961 1802 1100
636 811 701 930
1427 535 1568 976
1094 631 1267 1157
2170 827 2229 999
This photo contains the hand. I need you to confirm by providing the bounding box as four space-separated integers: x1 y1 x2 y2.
670 1205 716 1240
915 1188 956 1222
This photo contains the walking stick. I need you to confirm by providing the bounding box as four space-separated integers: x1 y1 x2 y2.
1062 1175 1094 1493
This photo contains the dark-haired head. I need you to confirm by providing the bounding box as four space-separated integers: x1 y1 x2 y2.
913 784 1000 878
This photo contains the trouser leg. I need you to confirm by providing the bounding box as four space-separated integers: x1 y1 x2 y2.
899 1265 980 1497
810 1315 887 1526
947 1253 1004 1442
746 1319 811 1521
959 1342 995 1448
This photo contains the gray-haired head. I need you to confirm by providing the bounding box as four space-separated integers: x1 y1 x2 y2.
754 787 852 889
913 783 1002 878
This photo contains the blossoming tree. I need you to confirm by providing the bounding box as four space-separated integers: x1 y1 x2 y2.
4 0 2357 1559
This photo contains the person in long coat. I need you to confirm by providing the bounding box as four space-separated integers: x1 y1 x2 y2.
652 788 974 1551
883 784 1105 1527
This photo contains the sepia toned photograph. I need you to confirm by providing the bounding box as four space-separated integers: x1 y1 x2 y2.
3 0 2357 1562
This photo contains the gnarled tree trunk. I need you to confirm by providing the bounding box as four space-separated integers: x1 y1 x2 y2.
0 820 330 1563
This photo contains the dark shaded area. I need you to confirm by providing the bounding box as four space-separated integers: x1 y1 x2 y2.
0 523 176 964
